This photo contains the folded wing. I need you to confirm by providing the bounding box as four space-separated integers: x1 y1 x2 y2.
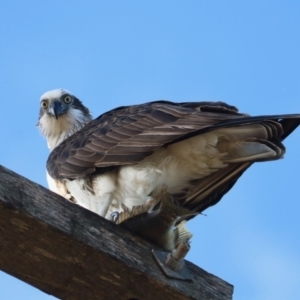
47 100 300 213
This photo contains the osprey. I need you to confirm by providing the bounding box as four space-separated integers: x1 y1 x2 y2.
38 89 300 249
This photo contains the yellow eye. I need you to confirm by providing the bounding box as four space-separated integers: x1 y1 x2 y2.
63 95 72 104
41 100 48 109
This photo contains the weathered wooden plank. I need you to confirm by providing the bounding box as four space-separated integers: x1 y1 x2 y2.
0 165 233 300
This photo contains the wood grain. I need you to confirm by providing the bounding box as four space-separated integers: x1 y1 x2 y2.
0 165 233 300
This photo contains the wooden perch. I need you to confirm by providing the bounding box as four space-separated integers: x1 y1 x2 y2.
0 165 233 300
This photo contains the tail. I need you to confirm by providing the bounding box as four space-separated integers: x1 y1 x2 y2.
216 120 284 163
174 114 300 213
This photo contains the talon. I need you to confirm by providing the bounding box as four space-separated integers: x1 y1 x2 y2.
110 211 119 223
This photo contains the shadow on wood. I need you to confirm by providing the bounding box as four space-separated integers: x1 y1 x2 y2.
0 165 233 300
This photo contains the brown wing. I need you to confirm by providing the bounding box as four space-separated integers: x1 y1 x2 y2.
46 100 300 213
47 100 245 179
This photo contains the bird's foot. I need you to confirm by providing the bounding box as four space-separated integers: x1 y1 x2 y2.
110 195 161 225
109 211 119 223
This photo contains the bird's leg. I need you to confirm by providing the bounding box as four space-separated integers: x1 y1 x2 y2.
97 193 114 217
93 174 117 218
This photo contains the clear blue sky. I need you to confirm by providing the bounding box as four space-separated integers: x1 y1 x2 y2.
0 1 299 300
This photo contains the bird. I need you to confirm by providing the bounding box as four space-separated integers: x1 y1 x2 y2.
38 89 300 250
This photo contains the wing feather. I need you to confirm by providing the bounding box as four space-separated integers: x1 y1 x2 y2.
47 101 244 179
46 100 300 213
176 117 300 213
47 100 300 187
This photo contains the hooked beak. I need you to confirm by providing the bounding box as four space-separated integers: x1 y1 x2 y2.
49 100 64 119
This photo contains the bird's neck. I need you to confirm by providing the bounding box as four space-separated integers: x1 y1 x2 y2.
47 129 80 151
39 108 92 151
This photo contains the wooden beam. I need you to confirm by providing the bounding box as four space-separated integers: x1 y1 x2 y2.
0 165 233 300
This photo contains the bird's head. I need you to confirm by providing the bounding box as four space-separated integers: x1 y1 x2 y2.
37 89 93 150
